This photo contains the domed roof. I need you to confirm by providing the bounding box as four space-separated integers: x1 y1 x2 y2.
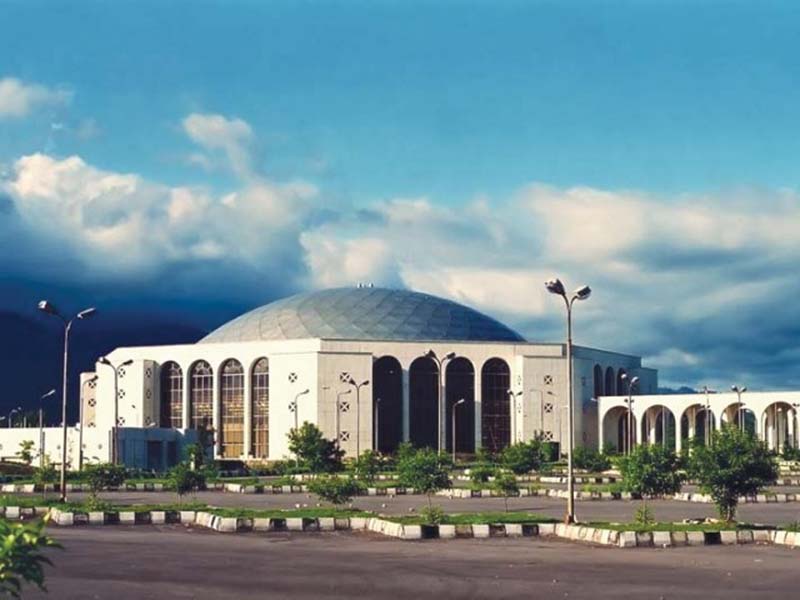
200 287 526 344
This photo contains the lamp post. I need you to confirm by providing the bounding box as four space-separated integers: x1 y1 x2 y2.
507 390 523 444
374 398 381 453
451 398 466 463
98 357 133 466
424 349 456 454
289 389 310 467
621 373 639 455
335 389 351 449
731 385 747 432
545 277 591 525
37 389 56 468
8 407 20 428
38 301 96 502
346 378 370 457
702 385 715 446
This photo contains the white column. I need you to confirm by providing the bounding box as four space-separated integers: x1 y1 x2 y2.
243 370 252 459
598 407 604 452
182 369 190 430
474 370 482 451
648 410 657 445
401 369 410 442
212 377 221 458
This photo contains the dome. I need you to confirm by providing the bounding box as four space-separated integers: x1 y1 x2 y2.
200 287 526 344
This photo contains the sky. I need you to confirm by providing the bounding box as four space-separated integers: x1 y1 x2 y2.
2 0 800 390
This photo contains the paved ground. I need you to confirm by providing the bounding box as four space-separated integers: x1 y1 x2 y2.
23 526 800 599
17 490 800 526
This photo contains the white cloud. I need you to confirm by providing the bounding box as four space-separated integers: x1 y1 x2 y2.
182 113 254 177
0 77 72 119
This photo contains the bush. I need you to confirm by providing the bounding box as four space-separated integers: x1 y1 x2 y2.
83 463 126 509
688 426 778 521
0 518 60 598
168 462 206 502
396 448 451 511
349 450 381 484
16 441 35 467
307 476 364 506
618 444 684 519
32 460 57 500
492 471 520 512
419 504 445 525
540 441 560 463
572 446 611 472
500 441 545 475
469 463 494 486
287 422 344 473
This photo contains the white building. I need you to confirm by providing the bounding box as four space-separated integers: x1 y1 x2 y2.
3 287 657 468
598 390 800 453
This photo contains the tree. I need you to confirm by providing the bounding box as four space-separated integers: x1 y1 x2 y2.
500 440 545 475
167 462 206 503
307 476 364 506
492 471 519 512
618 444 684 524
349 450 381 484
32 459 57 500
0 518 60 598
688 426 778 522
83 463 126 509
287 422 344 473
572 446 611 472
396 448 451 513
15 441 35 467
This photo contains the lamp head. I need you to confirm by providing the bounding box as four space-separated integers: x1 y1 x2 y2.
98 356 111 366
361 380 370 387
455 398 466 406
620 372 628 381
77 307 97 320
41 389 56 399
444 352 455 360
741 386 747 393
631 376 640 386
574 285 592 301
37 300 60 316
121 359 133 367
425 349 436 359
545 278 566 296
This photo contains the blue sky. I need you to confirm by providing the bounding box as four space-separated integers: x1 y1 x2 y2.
3 1 800 390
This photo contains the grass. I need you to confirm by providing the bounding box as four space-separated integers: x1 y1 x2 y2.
581 483 626 494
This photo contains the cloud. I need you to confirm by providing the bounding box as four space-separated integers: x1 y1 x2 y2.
0 77 72 119
182 113 254 177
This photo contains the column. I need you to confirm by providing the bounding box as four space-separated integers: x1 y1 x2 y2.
182 368 190 430
474 370 482 451
401 369 410 442
243 368 252 459
212 375 221 458
597 408 604 452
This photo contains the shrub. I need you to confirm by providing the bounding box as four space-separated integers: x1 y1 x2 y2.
0 517 60 598
32 460 57 500
167 462 206 503
287 422 344 473
83 463 126 509
16 441 35 467
307 476 364 506
419 504 445 525
572 446 611 472
492 471 520 512
500 441 545 475
688 426 778 521
396 448 451 511
349 450 381 484
618 444 684 519
540 441 560 463
469 463 494 486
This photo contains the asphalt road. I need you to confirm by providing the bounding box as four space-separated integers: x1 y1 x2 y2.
23 526 800 599
23 490 800 526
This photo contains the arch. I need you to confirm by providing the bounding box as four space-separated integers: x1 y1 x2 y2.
721 402 756 436
593 365 603 398
251 358 269 459
679 404 716 447
373 356 403 454
446 357 475 454
481 358 511 453
640 405 677 449
409 356 438 449
601 406 635 453
617 368 628 395
159 361 183 428
219 359 244 459
763 401 794 452
189 360 214 433
605 367 616 396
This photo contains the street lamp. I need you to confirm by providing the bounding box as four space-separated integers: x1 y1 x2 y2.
38 300 96 502
374 398 381 453
288 389 310 467
346 377 370 456
507 389 523 444
451 398 466 463
335 389 352 448
8 407 21 428
36 389 56 468
621 373 639 455
98 357 133 465
702 385 716 446
424 349 456 454
545 277 591 525
731 385 747 432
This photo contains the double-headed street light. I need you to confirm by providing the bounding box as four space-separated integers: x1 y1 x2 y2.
346 378 370 456
8 407 21 428
731 385 747 432
289 389 310 467
36 389 56 467
545 277 591 525
424 349 456 454
620 373 639 454
507 389 524 444
38 300 96 502
98 357 133 465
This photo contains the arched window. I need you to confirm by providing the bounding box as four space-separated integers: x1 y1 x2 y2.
373 356 402 454
220 359 244 458
251 358 269 459
409 356 438 449
160 362 183 428
190 361 213 432
481 358 511 453
605 367 616 395
593 365 603 398
446 357 475 454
